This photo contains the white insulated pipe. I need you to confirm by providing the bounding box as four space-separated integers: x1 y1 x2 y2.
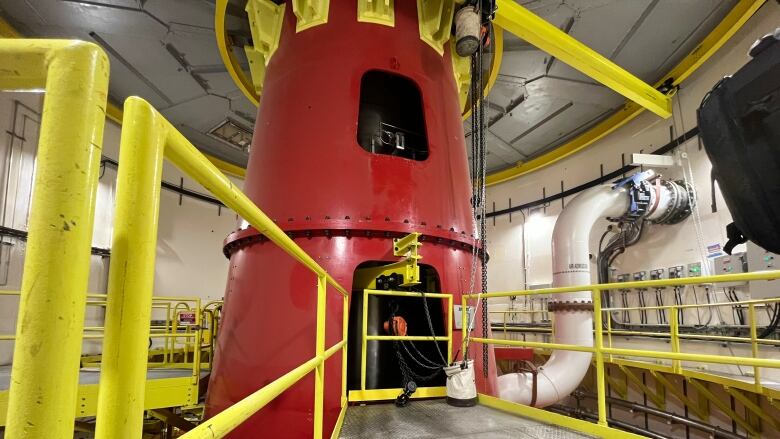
497 184 629 407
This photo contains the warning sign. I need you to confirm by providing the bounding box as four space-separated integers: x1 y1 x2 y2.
178 312 196 325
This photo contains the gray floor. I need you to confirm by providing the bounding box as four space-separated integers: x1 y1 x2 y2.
0 365 206 391
339 399 593 439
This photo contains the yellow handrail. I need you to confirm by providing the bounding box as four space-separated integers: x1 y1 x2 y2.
0 39 109 439
359 289 453 394
94 96 348 439
463 269 780 430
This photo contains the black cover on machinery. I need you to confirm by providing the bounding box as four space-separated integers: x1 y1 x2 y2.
697 30 780 254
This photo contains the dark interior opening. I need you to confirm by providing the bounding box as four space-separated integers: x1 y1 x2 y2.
357 70 429 161
347 263 446 391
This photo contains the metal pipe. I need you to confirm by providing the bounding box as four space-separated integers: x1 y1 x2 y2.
2 39 109 439
95 96 167 439
498 185 628 407
579 393 746 439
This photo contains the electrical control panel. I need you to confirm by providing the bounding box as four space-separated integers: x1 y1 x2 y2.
713 253 747 274
746 241 780 299
668 265 685 279
649 269 666 280
687 262 702 277
712 253 747 287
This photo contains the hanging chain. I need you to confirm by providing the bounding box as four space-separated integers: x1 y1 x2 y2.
419 289 448 365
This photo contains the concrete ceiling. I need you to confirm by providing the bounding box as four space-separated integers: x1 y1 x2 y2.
471 0 737 173
0 0 737 174
0 0 253 167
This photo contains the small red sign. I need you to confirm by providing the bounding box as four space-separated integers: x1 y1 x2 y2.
178 312 196 325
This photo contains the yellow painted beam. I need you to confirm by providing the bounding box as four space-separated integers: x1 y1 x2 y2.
486 0 766 186
688 379 758 436
0 39 109 439
0 14 21 38
652 372 709 421
216 0 259 106
348 386 447 402
725 387 780 431
621 365 665 409
493 0 671 118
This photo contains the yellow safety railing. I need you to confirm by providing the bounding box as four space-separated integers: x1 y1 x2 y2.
354 289 452 402
94 96 349 439
463 270 780 438
0 39 109 438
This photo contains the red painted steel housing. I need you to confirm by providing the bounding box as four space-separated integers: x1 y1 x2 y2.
206 2 497 436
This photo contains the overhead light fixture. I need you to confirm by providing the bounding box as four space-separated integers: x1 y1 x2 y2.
208 119 253 153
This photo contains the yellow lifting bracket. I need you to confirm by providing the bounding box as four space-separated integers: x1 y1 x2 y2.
417 0 456 55
358 0 395 27
353 232 423 289
493 0 671 118
244 0 285 95
393 232 422 286
292 0 330 32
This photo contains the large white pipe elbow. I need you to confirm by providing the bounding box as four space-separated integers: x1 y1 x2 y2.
498 184 629 407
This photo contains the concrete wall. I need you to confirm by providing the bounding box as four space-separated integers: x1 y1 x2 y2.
0 92 240 364
486 3 780 437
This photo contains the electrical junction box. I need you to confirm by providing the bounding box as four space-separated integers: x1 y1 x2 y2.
746 241 780 298
632 271 648 290
687 262 703 277
712 252 747 287
668 265 685 279
453 305 475 330
650 269 666 280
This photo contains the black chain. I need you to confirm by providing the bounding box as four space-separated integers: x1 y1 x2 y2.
418 290 448 365
388 302 444 387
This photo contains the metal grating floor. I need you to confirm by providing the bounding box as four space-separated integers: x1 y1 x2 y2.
339 399 593 439
0 365 207 391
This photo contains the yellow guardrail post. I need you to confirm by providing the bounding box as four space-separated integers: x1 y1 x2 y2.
95 96 167 439
669 306 682 374
0 39 109 438
342 287 349 406
447 295 453 362
748 303 760 392
193 297 203 389
461 296 468 358
361 289 369 390
592 288 607 426
606 302 614 362
314 275 327 439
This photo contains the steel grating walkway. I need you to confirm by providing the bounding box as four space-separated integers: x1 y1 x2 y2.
339 399 593 439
